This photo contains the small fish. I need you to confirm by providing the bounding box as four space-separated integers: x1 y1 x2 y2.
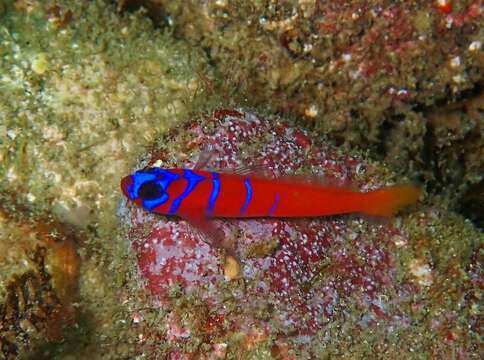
120 167 420 220
121 164 420 258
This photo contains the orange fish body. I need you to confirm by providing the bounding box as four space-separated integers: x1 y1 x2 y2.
120 168 420 219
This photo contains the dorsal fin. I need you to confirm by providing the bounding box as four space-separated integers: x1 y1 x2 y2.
194 147 217 170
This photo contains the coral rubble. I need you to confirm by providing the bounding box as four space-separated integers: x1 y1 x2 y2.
0 203 79 359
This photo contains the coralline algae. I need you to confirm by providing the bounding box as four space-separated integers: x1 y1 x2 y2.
120 110 426 357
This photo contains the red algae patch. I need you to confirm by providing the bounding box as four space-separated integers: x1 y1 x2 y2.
120 110 432 358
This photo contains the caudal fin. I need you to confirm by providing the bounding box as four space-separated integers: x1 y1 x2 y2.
362 185 421 217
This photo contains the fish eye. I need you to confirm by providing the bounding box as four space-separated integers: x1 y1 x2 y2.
138 180 163 200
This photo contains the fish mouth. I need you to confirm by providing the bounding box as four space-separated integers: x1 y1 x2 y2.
120 175 134 199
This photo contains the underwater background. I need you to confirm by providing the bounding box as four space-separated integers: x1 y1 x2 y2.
0 1 482 359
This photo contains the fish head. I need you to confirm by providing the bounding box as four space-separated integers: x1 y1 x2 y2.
120 167 179 211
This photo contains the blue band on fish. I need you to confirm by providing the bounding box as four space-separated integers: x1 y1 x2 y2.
169 169 205 214
268 192 280 216
240 176 252 215
207 172 221 215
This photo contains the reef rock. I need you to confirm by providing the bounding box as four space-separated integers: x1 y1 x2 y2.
120 110 481 358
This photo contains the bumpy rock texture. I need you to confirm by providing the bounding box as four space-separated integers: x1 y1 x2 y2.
118 0 484 226
0 200 79 359
0 0 204 229
120 110 482 359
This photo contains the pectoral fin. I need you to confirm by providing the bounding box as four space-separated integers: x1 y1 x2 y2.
180 211 237 257
180 212 241 280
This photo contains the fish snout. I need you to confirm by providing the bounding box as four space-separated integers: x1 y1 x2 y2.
120 175 134 199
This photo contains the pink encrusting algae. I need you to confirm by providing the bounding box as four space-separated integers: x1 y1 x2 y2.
120 110 427 357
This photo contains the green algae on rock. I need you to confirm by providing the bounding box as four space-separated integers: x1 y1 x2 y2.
425 92 484 228
0 0 206 232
